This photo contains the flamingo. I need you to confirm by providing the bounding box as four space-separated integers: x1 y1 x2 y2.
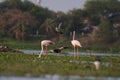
38 40 55 58
71 31 82 58
55 22 63 34
36 0 41 5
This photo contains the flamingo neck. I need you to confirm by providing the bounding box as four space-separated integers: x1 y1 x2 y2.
73 31 75 40
40 44 44 54
39 44 44 58
58 22 62 29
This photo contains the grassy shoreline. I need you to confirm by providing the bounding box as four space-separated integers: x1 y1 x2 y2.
1 41 120 54
0 53 120 77
1 37 120 53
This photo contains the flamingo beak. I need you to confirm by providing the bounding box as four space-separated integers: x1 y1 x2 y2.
50 41 55 45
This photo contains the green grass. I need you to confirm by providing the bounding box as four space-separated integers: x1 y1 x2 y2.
0 53 120 77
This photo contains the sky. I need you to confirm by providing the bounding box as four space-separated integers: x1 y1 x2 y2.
30 0 87 13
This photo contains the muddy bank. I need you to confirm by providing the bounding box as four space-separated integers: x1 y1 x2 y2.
0 45 23 53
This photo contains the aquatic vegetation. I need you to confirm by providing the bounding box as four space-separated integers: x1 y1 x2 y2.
0 53 120 77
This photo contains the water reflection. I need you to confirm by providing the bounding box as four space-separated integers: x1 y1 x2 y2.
0 75 120 80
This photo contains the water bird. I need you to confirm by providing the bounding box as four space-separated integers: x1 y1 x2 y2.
36 0 41 5
55 22 63 34
49 46 69 54
93 56 101 70
71 31 82 58
38 40 55 58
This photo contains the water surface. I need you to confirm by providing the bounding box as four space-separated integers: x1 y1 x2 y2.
22 50 120 57
1 75 120 80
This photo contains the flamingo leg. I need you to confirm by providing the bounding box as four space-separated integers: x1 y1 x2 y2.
74 46 76 58
73 46 75 58
76 47 79 58
39 52 41 58
45 46 48 56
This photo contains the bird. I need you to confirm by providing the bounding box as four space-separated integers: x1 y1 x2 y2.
49 46 69 53
55 22 63 34
71 31 82 58
36 0 41 5
38 40 55 58
93 56 101 70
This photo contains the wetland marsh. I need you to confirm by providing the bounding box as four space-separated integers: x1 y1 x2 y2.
0 52 120 77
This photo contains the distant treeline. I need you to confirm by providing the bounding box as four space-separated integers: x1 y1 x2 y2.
0 0 120 52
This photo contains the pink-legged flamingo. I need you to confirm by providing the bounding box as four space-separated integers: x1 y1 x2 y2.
71 31 82 58
38 40 55 58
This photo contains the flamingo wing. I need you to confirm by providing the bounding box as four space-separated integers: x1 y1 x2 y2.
71 40 82 47
41 40 54 46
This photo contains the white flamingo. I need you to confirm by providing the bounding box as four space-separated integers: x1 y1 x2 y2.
71 31 82 58
38 40 54 58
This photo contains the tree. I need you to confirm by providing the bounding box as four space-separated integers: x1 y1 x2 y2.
65 9 87 35
40 18 55 38
84 0 120 25
0 9 38 41
96 18 115 43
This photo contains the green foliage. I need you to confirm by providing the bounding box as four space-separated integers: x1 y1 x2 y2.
84 0 120 25
0 9 38 41
97 18 115 43
65 9 86 34
40 18 55 37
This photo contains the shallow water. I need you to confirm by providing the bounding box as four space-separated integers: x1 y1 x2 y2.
21 50 120 67
21 50 120 57
1 75 120 80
